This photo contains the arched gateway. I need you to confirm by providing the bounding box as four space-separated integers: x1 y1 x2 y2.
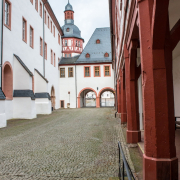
97 87 115 107
77 87 115 108
77 88 97 108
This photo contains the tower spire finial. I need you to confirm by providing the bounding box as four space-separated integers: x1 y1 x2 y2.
68 0 69 3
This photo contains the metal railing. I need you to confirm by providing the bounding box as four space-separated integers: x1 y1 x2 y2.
118 142 135 180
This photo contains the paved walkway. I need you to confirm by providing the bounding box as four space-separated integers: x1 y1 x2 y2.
0 108 127 180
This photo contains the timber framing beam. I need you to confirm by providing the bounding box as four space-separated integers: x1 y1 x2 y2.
170 19 180 51
152 0 169 49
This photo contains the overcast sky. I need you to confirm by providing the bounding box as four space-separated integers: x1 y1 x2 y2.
48 0 110 47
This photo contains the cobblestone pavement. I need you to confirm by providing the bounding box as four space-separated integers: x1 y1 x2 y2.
0 108 132 180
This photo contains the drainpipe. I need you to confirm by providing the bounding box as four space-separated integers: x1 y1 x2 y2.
75 62 77 108
112 34 117 110
43 1 48 77
0 0 4 90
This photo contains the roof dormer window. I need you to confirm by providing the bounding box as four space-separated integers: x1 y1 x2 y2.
86 53 90 58
104 53 109 57
96 39 100 44
66 28 70 32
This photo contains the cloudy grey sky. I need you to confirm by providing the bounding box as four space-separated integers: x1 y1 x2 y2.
48 0 110 46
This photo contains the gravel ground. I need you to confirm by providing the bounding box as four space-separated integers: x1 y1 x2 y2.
0 108 123 180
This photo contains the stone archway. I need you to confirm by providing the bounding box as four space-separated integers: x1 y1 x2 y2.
77 87 97 108
51 86 55 110
2 62 13 100
97 87 115 107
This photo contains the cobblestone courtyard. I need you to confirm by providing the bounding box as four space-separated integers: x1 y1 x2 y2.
0 108 123 180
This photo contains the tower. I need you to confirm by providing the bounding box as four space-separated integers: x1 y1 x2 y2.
62 1 84 58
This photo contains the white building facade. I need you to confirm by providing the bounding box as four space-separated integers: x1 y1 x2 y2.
59 27 115 108
0 0 63 128
0 0 115 128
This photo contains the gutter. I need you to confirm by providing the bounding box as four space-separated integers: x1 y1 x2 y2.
0 0 4 90
43 0 48 77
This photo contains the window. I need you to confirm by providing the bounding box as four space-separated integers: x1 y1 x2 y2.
94 66 100 77
4 0 11 30
68 67 73 77
39 2 42 17
69 54 71 57
51 50 53 64
54 53 56 67
44 42 47 59
40 37 43 56
58 34 60 45
84 66 91 77
96 39 100 44
60 68 65 78
78 41 80 47
35 0 38 12
66 28 70 32
51 21 52 33
86 53 90 58
53 25 55 37
65 40 68 46
30 26 34 48
65 54 67 57
22 17 27 43
104 52 109 57
48 16 49 28
44 10 46 24
76 40 78 47
104 65 111 76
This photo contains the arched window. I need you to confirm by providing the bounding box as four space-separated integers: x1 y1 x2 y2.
104 52 109 57
96 39 100 44
66 28 70 32
86 53 90 58
3 62 13 99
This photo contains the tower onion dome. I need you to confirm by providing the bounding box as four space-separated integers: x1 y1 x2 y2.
62 0 84 41
65 0 73 12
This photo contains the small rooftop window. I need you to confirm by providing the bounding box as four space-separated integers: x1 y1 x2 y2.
86 53 90 58
104 53 109 57
96 39 100 44
66 28 70 32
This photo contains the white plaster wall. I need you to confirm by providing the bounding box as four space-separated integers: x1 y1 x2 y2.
5 100 13 120
13 56 32 90
0 0 2 86
35 99 51 115
2 0 62 118
0 100 6 128
13 98 36 119
34 71 48 93
59 64 114 108
59 65 76 108
77 64 114 97
173 55 180 117
72 53 81 57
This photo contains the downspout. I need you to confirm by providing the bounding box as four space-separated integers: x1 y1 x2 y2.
43 1 48 77
75 62 77 108
113 35 117 111
0 0 4 90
